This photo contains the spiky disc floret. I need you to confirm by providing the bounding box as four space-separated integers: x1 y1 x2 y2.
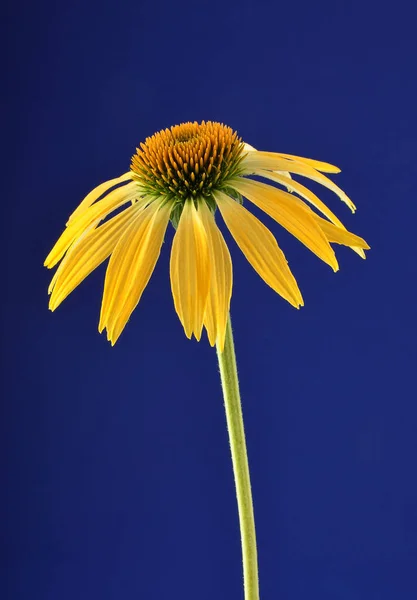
130 121 245 202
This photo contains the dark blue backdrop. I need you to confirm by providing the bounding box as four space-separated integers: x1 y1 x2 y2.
3 1 417 598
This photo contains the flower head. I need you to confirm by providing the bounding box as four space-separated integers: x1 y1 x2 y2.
45 120 369 349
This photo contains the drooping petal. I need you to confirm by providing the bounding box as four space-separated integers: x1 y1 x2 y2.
232 177 339 272
99 199 170 340
44 182 138 269
310 213 370 254
252 170 344 226
47 217 102 297
243 144 340 173
254 171 368 258
243 142 293 188
47 222 98 295
259 151 341 173
105 202 172 345
199 201 232 350
48 201 147 310
66 172 133 225
170 200 210 341
214 191 303 308
241 152 356 212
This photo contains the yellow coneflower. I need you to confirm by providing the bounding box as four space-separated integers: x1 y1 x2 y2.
45 121 369 350
44 120 369 600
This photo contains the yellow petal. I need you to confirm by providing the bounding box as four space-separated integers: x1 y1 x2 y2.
243 145 340 173
99 199 169 338
253 170 345 228
241 152 356 212
199 202 233 351
214 191 303 308
170 200 210 341
44 182 138 269
47 220 99 297
48 202 145 311
259 151 341 174
255 169 365 258
66 172 132 226
243 143 293 189
106 202 172 345
310 213 370 254
232 177 339 272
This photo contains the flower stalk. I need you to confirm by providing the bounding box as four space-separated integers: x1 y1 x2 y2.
216 316 259 600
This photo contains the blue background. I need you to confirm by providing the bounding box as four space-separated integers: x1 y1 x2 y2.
3 1 417 598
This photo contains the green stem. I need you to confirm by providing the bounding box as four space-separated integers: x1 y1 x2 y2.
216 315 259 600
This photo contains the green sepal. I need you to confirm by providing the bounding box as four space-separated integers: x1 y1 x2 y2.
169 202 183 230
223 187 244 205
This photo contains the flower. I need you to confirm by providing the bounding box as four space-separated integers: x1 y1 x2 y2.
45 121 369 350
